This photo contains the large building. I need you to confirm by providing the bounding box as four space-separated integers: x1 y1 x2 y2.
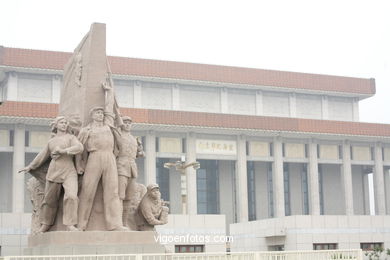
0 46 389 255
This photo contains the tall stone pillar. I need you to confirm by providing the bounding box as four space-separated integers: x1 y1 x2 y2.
342 141 354 215
352 98 359 122
308 140 320 215
321 96 329 120
374 143 386 215
133 81 142 108
6 72 18 101
220 88 228 113
185 133 197 215
12 124 25 213
273 137 285 217
289 93 297 117
52 75 62 103
172 84 180 110
236 135 248 222
255 90 263 116
144 131 156 185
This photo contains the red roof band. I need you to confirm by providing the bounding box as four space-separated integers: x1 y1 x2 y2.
0 47 375 95
1 101 390 137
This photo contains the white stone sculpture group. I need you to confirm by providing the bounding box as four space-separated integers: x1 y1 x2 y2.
20 83 169 234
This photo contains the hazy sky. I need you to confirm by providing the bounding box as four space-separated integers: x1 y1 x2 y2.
1 0 389 124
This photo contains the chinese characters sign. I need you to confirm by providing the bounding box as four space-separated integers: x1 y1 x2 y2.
196 139 237 155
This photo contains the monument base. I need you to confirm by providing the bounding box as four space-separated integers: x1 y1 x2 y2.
24 231 168 255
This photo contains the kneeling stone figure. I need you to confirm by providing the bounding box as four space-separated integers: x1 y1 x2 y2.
137 184 169 231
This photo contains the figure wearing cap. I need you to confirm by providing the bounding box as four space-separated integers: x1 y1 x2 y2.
116 115 145 229
76 82 127 231
137 184 169 231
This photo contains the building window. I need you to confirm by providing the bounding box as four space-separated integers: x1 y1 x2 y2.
25 130 30 147
155 137 159 152
267 163 274 217
175 245 204 253
247 161 256 221
9 130 14 146
182 138 186 153
0 152 13 212
317 144 320 158
197 160 219 214
350 145 353 160
301 164 309 215
156 158 170 202
268 245 284 251
339 145 343 159
360 242 384 251
313 243 338 250
305 144 308 158
284 163 291 216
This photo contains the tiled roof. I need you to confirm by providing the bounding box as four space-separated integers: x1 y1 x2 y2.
0 47 375 95
1 101 390 137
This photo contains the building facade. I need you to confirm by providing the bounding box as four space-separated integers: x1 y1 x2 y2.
0 46 389 255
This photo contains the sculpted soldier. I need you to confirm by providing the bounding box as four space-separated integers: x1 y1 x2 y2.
138 184 169 231
19 116 83 233
116 116 145 229
76 82 127 231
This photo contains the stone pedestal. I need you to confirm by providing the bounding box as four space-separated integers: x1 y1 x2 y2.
24 231 167 255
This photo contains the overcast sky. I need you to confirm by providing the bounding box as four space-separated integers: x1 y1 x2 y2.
1 0 389 124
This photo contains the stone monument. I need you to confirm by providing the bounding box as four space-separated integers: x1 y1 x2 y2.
21 23 169 255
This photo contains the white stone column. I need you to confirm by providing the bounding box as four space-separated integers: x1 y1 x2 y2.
144 131 156 185
168 166 181 214
236 135 249 222
308 140 320 215
289 93 296 117
342 141 354 215
172 84 180 110
374 143 386 215
52 75 62 103
363 173 371 215
7 72 18 101
273 137 285 217
321 96 329 120
185 132 197 214
255 90 263 116
352 98 359 122
12 124 25 213
220 87 228 113
133 81 142 108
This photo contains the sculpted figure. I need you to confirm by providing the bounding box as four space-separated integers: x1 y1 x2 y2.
126 182 147 230
76 82 127 231
19 116 84 233
116 116 145 229
138 184 169 231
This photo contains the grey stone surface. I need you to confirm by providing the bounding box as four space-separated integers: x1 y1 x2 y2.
26 231 166 255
